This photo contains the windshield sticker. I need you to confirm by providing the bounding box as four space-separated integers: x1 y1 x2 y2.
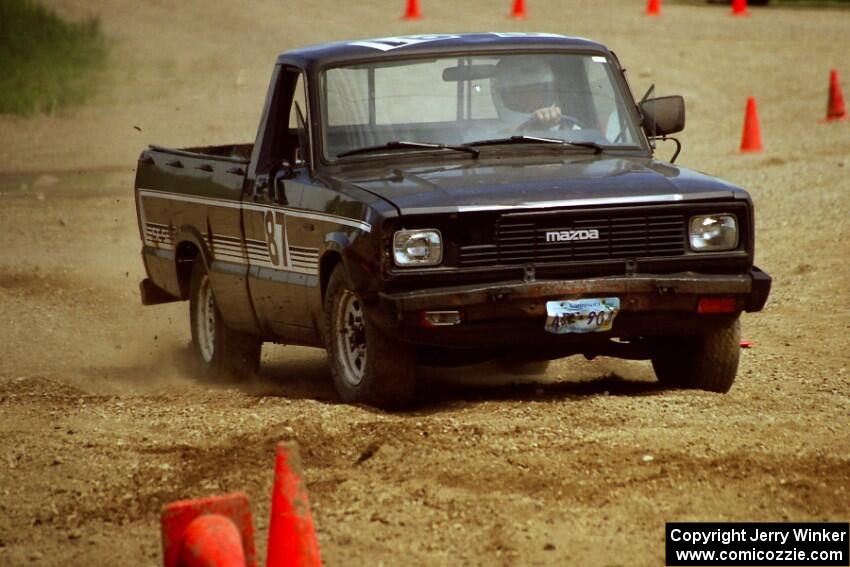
488 32 568 38
592 56 607 63
350 35 460 52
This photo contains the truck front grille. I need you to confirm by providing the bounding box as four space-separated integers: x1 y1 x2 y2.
458 211 686 267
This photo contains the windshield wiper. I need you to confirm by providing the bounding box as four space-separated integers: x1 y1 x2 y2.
467 136 606 154
337 140 479 159
468 135 564 147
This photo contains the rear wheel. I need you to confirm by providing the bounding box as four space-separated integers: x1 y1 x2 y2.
651 319 740 393
324 266 416 409
189 261 261 380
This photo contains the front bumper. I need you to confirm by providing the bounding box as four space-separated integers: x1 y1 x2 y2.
374 267 771 348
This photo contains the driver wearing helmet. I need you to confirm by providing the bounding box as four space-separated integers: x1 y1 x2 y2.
492 56 562 132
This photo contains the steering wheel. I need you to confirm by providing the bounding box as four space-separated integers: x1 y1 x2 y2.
516 112 587 133
558 114 587 130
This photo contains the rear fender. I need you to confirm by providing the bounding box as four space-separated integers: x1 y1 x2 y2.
175 224 262 336
174 225 212 298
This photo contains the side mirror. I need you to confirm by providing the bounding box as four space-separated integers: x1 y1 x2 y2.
640 96 685 137
272 161 295 204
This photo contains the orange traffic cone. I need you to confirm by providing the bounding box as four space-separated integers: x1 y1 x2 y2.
403 0 421 20
161 493 257 567
266 443 321 567
510 0 527 19
740 97 763 153
646 0 661 16
732 0 748 16
179 515 247 567
826 69 847 121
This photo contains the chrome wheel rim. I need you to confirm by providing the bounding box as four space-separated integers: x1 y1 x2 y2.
334 289 367 387
196 275 216 363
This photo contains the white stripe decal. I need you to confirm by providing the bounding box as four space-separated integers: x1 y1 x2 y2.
139 190 330 276
138 188 371 232
211 242 244 251
450 194 686 213
144 223 175 247
215 253 244 260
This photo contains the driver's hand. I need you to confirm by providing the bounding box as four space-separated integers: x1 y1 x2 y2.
528 105 562 129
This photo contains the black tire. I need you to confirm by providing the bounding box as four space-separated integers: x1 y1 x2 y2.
189 261 261 380
651 319 741 393
497 359 551 376
324 266 416 409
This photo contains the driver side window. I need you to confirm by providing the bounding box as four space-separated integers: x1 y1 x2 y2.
253 67 312 178
285 70 310 167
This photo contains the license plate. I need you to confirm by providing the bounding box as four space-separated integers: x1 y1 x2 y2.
545 297 620 334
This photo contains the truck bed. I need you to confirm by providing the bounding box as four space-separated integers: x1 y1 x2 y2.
134 143 254 307
148 143 253 163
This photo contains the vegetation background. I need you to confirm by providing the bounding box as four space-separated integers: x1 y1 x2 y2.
0 0 106 115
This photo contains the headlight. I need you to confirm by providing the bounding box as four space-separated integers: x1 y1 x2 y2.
689 214 738 252
393 229 442 267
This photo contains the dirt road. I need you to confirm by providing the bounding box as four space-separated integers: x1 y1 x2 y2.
0 1 848 565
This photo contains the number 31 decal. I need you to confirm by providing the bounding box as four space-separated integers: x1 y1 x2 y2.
264 210 288 267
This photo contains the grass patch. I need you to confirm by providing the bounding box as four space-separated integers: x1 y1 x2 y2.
0 0 108 115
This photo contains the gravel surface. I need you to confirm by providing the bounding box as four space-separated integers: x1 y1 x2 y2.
0 1 848 565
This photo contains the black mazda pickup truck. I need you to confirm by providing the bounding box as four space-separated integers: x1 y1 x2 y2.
134 33 771 408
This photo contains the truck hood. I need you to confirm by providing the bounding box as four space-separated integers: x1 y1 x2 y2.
344 156 745 216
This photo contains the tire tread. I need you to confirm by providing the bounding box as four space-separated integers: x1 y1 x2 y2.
652 319 740 393
324 266 416 409
189 261 261 381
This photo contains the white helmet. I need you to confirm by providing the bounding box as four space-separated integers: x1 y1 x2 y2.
492 56 556 127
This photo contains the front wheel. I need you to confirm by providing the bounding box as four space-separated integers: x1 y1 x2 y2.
189 261 261 380
324 266 416 409
651 319 741 393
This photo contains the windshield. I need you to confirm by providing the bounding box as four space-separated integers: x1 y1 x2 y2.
320 52 643 160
